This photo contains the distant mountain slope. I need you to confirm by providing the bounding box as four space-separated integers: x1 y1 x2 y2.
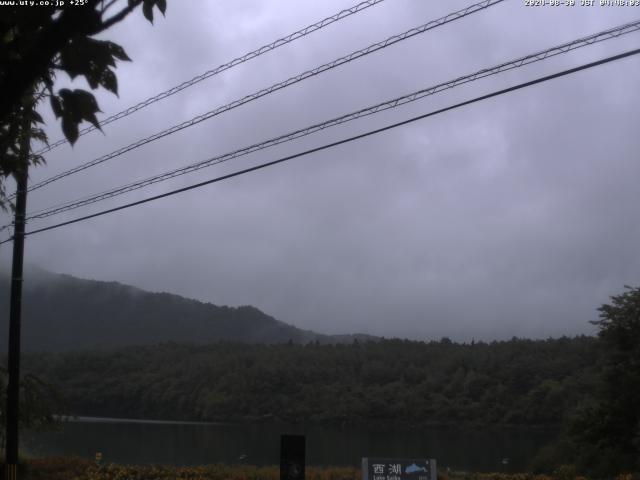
0 268 374 352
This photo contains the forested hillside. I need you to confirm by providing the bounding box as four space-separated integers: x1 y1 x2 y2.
0 269 373 351
23 337 602 427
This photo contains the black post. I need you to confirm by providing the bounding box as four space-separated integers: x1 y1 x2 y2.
4 113 30 480
280 435 305 480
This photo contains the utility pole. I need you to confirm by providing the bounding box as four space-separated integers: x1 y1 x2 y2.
4 109 31 480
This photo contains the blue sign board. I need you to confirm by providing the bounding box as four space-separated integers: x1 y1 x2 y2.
362 458 436 480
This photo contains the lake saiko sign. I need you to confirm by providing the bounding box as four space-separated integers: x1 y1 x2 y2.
362 458 437 480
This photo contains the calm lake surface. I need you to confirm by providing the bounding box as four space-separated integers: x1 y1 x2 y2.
23 417 558 471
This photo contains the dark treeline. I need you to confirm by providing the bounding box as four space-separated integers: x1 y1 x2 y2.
22 336 601 427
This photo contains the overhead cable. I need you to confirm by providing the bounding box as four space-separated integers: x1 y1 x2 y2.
21 19 640 222
1 46 636 245
21 0 505 196
33 0 387 156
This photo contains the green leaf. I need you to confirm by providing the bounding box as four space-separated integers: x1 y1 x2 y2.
58 89 103 139
61 115 79 145
30 128 48 147
155 0 166 15
51 95 62 118
84 69 101 90
30 154 46 166
107 42 131 62
58 88 73 115
60 38 112 75
59 37 123 91
71 90 102 130
30 110 44 124
42 74 54 92
142 0 154 23
100 70 118 96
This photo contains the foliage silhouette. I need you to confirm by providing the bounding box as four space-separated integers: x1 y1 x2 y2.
0 0 167 209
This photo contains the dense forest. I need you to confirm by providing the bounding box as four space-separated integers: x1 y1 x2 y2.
22 336 601 427
2 270 638 475
1 270 638 476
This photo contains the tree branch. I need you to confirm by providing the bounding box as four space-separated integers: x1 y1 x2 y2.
101 0 121 15
99 0 143 31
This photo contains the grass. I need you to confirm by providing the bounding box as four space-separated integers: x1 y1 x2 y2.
8 457 358 480
2 457 638 480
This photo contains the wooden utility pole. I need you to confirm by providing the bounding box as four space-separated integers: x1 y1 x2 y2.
4 110 31 480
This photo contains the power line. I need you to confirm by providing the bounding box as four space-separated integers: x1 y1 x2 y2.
21 0 504 197
17 18 640 221
32 0 387 156
2 47 637 245
20 19 640 223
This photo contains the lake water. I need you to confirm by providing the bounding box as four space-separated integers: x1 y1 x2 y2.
23 417 558 472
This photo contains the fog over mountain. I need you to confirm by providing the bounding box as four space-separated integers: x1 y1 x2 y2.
1 1 639 341
0 267 377 352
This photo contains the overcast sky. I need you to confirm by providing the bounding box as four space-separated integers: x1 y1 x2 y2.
1 0 639 341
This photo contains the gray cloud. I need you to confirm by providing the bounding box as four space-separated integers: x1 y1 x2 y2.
2 0 639 341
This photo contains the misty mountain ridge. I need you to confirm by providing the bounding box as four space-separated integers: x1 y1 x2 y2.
0 267 377 352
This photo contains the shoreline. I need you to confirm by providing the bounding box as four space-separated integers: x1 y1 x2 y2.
55 414 563 431
58 415 226 426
